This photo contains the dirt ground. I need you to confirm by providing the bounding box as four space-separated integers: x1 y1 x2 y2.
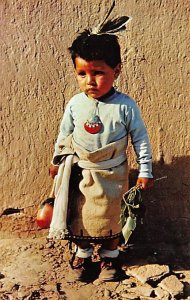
0 234 190 300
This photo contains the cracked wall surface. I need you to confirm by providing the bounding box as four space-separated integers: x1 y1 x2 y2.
0 0 190 242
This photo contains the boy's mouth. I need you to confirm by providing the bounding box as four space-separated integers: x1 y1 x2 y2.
86 87 98 92
86 89 99 96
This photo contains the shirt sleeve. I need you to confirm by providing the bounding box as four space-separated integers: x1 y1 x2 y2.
52 102 74 164
127 102 153 178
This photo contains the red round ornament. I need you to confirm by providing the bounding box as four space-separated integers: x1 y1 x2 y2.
84 115 102 134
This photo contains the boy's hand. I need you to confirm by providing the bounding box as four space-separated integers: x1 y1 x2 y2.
49 164 59 178
136 177 154 190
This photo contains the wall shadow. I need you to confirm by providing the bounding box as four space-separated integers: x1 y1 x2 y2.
123 156 190 264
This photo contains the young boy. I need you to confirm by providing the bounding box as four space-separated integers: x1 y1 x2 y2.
49 31 153 282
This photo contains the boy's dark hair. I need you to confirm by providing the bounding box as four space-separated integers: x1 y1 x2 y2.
68 30 121 68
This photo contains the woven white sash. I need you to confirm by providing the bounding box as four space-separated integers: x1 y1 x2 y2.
48 155 76 239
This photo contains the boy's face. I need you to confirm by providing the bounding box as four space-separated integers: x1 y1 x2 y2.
75 57 121 99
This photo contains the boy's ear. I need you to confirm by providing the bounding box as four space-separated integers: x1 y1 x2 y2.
114 63 121 79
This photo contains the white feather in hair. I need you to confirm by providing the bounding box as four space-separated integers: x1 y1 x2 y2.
90 0 132 35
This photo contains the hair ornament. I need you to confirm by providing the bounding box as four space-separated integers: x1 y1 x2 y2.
90 0 132 35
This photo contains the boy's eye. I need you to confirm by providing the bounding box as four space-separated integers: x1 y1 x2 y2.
78 71 86 76
94 71 104 75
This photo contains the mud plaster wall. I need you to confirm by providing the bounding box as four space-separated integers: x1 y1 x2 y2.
1 0 190 243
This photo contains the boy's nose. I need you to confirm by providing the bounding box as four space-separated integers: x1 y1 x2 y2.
87 75 95 85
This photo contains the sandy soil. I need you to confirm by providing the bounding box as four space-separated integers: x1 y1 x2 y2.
0 235 190 300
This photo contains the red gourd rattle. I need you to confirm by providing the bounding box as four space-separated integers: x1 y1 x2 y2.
36 179 55 229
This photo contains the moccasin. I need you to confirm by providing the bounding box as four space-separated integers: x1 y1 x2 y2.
98 257 122 281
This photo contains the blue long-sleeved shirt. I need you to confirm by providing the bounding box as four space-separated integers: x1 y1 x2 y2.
53 90 153 178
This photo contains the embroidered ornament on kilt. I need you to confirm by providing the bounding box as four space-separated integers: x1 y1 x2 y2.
84 115 102 134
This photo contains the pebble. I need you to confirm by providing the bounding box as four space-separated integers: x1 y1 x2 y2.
49 257 56 262
42 283 57 292
45 252 55 258
22 245 30 251
126 264 170 284
158 274 184 298
38 244 44 250
57 258 63 264
122 280 136 288
52 262 60 269
17 286 31 298
104 288 111 298
0 280 16 292
154 286 170 299
45 242 55 249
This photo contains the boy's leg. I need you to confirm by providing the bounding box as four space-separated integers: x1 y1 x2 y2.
102 238 120 250
75 241 93 258
69 240 94 282
99 238 122 281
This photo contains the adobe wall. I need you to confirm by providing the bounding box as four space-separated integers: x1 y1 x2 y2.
1 0 189 243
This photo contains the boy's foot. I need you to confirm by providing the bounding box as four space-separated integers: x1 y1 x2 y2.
98 257 122 282
69 256 94 282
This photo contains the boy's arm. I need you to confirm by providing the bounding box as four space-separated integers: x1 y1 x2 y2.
127 102 153 188
49 102 74 177
53 103 74 160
